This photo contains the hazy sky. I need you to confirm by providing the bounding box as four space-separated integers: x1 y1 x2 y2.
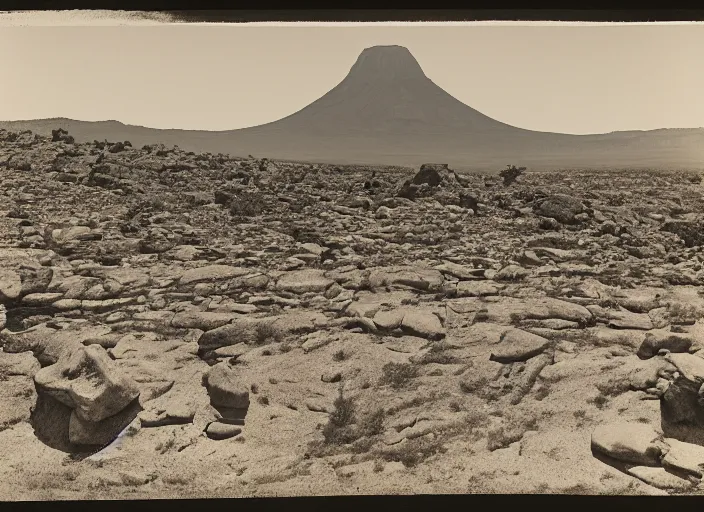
1 15 703 134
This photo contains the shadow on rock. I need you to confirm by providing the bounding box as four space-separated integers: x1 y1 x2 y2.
30 392 78 453
213 405 248 426
30 392 143 454
660 377 704 447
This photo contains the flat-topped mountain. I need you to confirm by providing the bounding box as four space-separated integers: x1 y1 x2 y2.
2 45 703 170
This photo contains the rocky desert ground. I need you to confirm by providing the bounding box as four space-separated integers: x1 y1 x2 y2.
2 128 704 499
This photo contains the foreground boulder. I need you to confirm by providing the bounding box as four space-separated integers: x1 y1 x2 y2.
490 328 551 364
660 353 704 442
662 438 704 478
627 466 696 491
591 422 668 465
637 330 694 360
372 306 445 340
34 344 140 423
0 269 22 304
204 362 250 410
205 422 242 440
30 344 141 447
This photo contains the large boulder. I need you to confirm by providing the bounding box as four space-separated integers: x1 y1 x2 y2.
660 353 704 442
411 163 454 187
367 266 444 293
275 269 334 294
204 363 250 410
67 400 142 446
400 308 445 340
489 328 551 364
637 330 694 359
0 269 22 304
662 438 704 478
535 195 585 224
0 323 85 367
198 317 275 353
397 164 462 200
591 422 668 465
627 466 695 491
34 344 140 423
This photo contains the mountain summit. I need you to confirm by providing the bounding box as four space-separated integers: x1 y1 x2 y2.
267 44 516 137
1 45 703 169
350 45 428 81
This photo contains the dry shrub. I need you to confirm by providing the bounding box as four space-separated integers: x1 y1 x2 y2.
255 321 284 344
379 362 419 389
229 190 269 217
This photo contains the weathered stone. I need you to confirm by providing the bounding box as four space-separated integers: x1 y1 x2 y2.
204 363 250 409
638 330 694 359
662 438 704 478
68 399 142 446
400 309 445 340
434 261 485 281
34 344 140 422
607 309 654 330
197 318 262 351
627 466 696 491
205 422 242 440
536 195 584 224
367 266 444 292
373 309 405 330
490 328 551 364
21 292 65 306
179 265 249 285
276 269 333 294
0 269 22 303
171 311 237 331
591 422 666 465
455 281 501 297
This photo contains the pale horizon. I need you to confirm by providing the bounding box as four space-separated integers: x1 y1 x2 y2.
1 15 704 135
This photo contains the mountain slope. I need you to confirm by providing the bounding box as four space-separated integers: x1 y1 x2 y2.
2 45 703 170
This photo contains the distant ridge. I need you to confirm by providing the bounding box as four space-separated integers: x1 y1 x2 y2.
2 45 703 170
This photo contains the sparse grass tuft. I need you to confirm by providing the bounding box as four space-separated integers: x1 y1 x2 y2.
379 434 449 468
164 474 192 486
449 400 463 412
321 388 358 446
255 321 284 345
667 301 700 324
486 411 538 451
459 375 490 396
588 394 609 410
464 409 491 431
415 342 461 365
595 377 632 398
360 407 385 436
332 349 348 362
379 362 419 389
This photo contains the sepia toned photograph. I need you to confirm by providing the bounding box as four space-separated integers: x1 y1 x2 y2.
1 9 704 500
